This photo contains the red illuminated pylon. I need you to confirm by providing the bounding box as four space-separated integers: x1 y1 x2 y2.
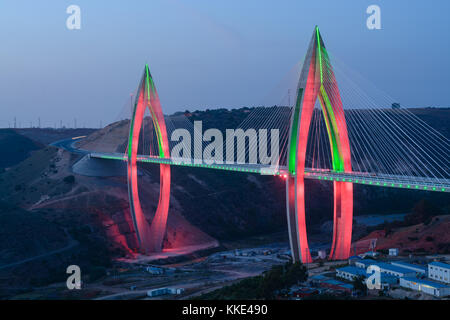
127 65 171 254
286 27 353 263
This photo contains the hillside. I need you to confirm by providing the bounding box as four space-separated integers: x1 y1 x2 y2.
0 129 43 169
355 215 450 255
16 128 97 145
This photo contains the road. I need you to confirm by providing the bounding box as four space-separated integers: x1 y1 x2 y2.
50 137 88 155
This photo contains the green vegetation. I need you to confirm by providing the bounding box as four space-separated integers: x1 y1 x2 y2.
352 276 367 295
63 175 75 184
376 199 445 236
88 266 107 282
0 129 43 169
0 147 60 206
197 262 307 300
68 225 112 270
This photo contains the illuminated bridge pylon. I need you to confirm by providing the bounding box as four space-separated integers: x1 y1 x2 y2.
127 65 171 253
286 26 353 263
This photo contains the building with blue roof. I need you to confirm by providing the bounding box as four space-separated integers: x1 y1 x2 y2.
391 261 427 274
336 266 398 290
428 261 450 284
309 274 328 282
375 262 417 278
400 277 450 297
321 279 353 293
354 259 414 277
336 266 366 281
429 261 450 268
354 259 377 269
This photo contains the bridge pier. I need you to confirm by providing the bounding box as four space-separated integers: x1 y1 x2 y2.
127 65 171 254
286 26 353 264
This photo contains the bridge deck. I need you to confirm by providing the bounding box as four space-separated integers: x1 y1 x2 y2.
89 152 450 193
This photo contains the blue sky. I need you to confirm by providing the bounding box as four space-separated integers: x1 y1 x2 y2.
0 0 449 128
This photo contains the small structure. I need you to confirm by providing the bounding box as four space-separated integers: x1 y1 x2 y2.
400 277 450 297
147 287 185 297
147 288 169 297
318 250 327 259
145 266 164 275
360 251 379 258
389 248 399 256
428 261 450 284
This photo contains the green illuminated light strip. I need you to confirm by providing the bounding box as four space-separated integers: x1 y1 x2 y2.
316 26 323 83
145 65 165 158
288 88 303 174
94 154 449 193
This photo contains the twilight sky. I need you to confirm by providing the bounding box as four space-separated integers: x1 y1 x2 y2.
0 0 449 128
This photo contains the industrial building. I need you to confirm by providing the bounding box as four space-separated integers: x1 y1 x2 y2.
336 266 398 290
389 248 399 256
320 279 353 293
400 277 450 297
391 261 427 275
145 266 164 275
428 262 450 284
147 287 185 297
336 266 366 281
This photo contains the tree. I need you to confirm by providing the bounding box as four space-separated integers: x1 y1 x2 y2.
406 199 442 225
284 262 308 286
63 175 75 184
352 276 367 295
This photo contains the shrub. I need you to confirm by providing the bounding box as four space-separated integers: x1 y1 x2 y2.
63 175 75 184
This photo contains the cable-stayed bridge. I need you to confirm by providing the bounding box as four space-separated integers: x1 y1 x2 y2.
63 26 450 264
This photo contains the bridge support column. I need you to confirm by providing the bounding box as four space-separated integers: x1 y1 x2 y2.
286 26 353 263
127 65 171 254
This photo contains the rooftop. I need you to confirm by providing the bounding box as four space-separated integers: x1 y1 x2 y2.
429 261 450 269
355 259 377 266
322 279 353 289
337 266 366 276
376 262 416 275
402 277 450 289
310 274 328 281
391 261 427 272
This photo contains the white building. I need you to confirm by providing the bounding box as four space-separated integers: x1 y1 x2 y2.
318 250 326 259
400 277 450 297
428 262 450 284
145 266 164 275
389 248 399 256
359 251 379 258
147 287 185 297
